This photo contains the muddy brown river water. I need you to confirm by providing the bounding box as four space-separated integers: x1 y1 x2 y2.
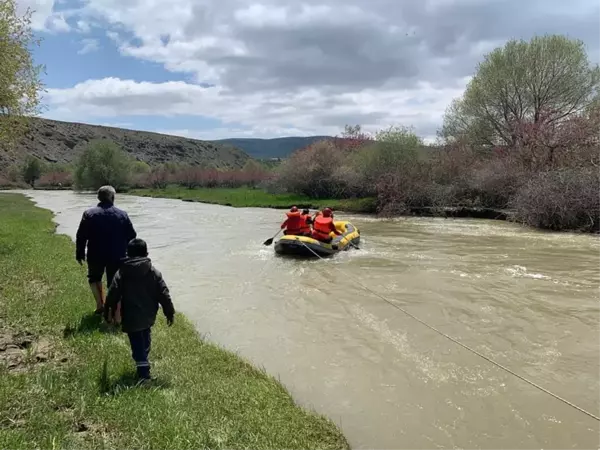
24 191 600 449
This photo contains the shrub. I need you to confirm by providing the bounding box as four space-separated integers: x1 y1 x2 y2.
0 174 25 189
21 156 43 187
145 164 170 189
5 164 21 183
133 162 271 190
241 160 270 188
465 156 525 208
131 161 151 175
275 140 348 198
274 137 377 198
170 166 218 189
274 127 426 200
36 163 73 188
511 168 600 232
375 160 456 215
73 139 133 191
37 170 73 188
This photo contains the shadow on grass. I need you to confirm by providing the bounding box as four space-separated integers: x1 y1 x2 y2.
63 312 120 338
98 361 172 396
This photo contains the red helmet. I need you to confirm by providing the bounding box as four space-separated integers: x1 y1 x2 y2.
290 206 298 212
322 207 332 217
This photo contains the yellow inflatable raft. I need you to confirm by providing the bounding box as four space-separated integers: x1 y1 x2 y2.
274 221 360 257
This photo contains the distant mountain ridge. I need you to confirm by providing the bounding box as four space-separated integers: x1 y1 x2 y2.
0 118 251 170
214 136 331 159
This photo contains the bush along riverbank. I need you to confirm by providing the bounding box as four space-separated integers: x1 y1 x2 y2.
128 186 378 213
0 194 349 450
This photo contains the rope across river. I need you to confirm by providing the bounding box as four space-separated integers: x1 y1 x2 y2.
294 239 600 423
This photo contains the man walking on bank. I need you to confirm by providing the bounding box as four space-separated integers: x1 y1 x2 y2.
76 185 137 318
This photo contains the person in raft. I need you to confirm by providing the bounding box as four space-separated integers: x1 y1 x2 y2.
311 207 335 223
280 206 311 236
104 238 175 381
76 185 137 318
301 208 313 226
312 207 341 243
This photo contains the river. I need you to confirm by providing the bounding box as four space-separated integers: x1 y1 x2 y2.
23 191 600 449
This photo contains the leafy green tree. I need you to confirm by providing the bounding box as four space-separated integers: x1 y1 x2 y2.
0 0 44 148
441 35 600 146
355 125 423 184
131 161 151 174
21 156 43 187
74 140 133 190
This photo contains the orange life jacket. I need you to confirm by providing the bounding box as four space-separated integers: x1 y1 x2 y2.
299 214 311 234
283 210 302 234
313 215 335 240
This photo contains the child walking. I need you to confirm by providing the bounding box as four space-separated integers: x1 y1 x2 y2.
104 238 175 380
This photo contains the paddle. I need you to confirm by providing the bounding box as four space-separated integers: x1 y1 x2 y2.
263 229 282 246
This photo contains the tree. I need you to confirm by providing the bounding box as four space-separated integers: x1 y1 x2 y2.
241 159 267 187
354 125 423 185
333 124 373 151
131 161 151 174
21 155 42 187
441 35 600 146
74 140 133 190
0 0 44 148
342 124 361 137
276 139 350 198
5 164 20 182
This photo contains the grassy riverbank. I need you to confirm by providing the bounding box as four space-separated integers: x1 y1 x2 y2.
128 186 377 213
0 194 349 449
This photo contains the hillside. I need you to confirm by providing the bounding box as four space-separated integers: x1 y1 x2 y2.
214 136 331 159
0 118 251 170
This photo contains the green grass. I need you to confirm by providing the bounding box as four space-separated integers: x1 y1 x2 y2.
0 193 349 450
128 186 377 213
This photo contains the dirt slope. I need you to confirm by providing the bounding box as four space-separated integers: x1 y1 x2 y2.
0 118 250 169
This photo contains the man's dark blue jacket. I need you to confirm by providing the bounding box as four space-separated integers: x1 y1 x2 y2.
76 202 137 263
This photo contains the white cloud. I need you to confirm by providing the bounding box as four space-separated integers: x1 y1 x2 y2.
97 121 135 128
76 20 91 33
77 38 100 54
46 12 69 32
37 0 600 138
155 126 328 141
16 0 71 32
45 77 467 139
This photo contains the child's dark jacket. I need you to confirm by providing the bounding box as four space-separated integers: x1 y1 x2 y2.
105 257 175 333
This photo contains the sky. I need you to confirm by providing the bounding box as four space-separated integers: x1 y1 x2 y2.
15 0 600 141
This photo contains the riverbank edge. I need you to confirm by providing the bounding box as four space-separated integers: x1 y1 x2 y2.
0 193 350 450
127 187 378 213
